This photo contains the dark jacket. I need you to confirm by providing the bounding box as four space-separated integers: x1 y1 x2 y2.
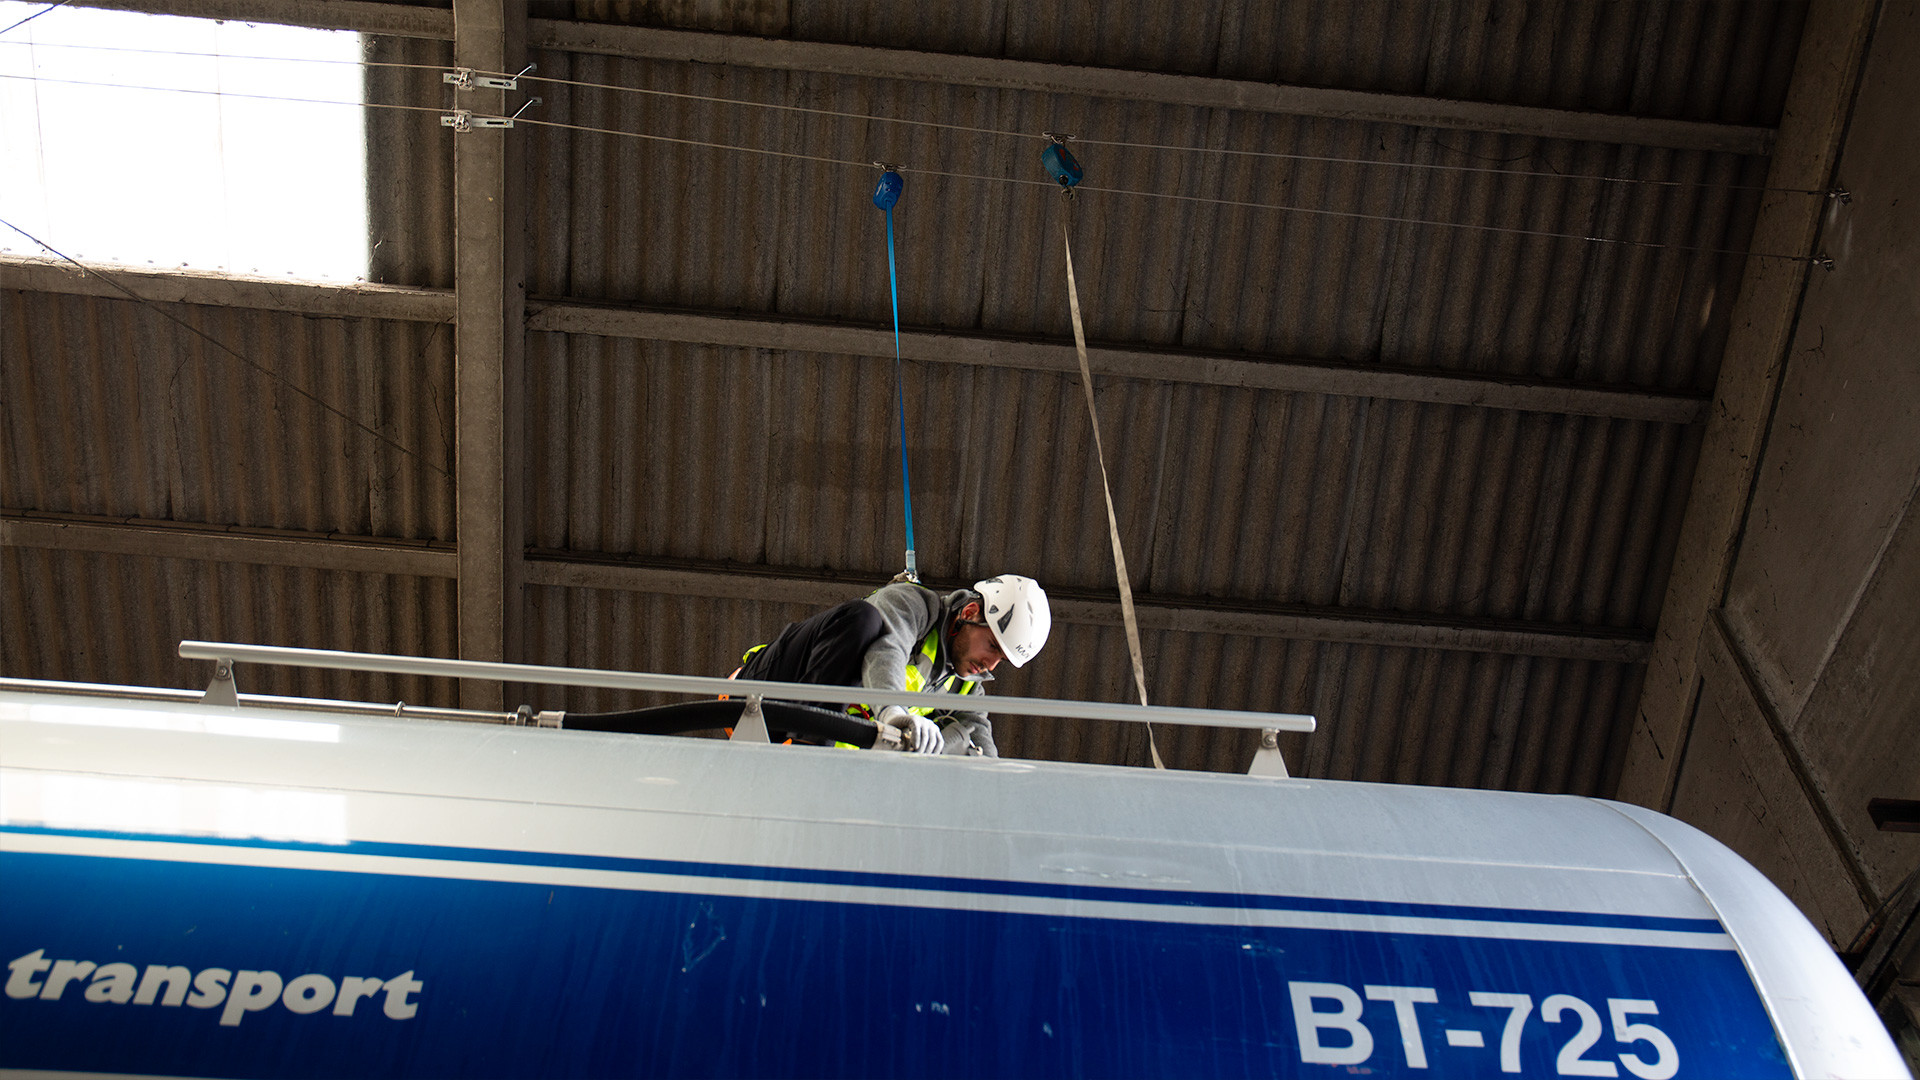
738 582 996 756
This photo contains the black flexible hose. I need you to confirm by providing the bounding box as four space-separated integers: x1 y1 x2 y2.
560 699 881 749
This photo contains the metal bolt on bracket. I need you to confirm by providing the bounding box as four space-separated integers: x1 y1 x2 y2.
203 659 239 706
1247 728 1290 777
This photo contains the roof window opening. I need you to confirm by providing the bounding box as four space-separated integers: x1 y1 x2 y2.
0 3 367 282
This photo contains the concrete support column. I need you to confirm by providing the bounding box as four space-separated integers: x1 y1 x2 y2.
452 0 526 710
1616 0 1876 811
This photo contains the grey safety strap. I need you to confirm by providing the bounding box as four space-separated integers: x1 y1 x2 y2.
1061 211 1165 770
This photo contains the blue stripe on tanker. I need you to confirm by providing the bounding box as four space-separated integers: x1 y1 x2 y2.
2 840 1790 1078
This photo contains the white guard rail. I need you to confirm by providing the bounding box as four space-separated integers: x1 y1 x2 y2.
178 641 1316 734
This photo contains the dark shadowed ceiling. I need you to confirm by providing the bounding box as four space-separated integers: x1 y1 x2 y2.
1 0 1822 792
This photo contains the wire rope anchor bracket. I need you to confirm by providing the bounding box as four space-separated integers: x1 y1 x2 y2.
1814 253 1837 272
440 109 524 132
443 63 535 91
1828 187 1852 205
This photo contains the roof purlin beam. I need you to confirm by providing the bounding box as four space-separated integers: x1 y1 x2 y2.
0 260 1705 424
0 259 457 323
530 301 1707 425
0 514 457 578
529 20 1771 156
70 2 1767 154
1 513 1650 664
72 0 452 37
528 556 1649 663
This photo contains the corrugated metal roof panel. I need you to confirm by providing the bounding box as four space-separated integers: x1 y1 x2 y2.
2 291 455 541
366 35 457 289
0 547 459 705
521 55 1769 392
526 333 1688 629
551 1 1805 125
959 620 1636 795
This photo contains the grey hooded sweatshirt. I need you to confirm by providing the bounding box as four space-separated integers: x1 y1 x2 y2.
860 583 998 757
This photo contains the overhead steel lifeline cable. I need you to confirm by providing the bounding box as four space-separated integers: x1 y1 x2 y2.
0 67 1834 263
0 72 449 117
0 38 451 75
1044 138 1165 771
1065 134 1825 196
0 39 1837 198
478 62 1827 198
492 111 1825 265
872 165 918 584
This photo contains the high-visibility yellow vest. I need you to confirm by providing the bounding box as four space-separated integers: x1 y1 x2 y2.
738 625 975 741
900 626 977 713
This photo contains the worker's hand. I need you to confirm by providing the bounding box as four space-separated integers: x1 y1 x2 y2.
906 714 945 754
876 705 944 755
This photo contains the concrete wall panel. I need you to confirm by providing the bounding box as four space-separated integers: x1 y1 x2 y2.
1791 487 1920 897
1722 0 1920 722
1631 2 1920 971
1671 613 1872 945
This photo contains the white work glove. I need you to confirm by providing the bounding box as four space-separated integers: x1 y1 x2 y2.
875 705 944 755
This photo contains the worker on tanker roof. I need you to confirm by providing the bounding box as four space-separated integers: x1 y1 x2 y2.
734 574 1052 757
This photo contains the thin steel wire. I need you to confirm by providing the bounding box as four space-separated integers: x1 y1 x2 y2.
512 113 876 170
0 0 72 38
0 71 446 115
0 37 445 73
512 114 1812 263
499 66 1824 197
1072 135 1827 195
515 113 1059 190
519 67 1021 141
1081 180 1809 262
0 36 1821 197
0 216 451 479
0 71 1818 262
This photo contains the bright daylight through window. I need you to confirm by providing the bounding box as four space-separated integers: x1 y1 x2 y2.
0 3 367 281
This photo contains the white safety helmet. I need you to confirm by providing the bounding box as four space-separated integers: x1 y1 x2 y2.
973 575 1051 668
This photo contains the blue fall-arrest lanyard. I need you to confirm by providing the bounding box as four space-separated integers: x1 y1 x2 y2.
873 166 918 583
